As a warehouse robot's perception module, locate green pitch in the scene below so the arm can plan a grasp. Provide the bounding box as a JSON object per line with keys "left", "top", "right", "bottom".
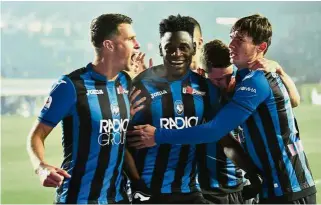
{"left": 1, "top": 105, "right": 320, "bottom": 204}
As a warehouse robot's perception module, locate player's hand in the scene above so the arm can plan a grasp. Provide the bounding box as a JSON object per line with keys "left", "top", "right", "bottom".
{"left": 35, "top": 162, "right": 71, "bottom": 188}
{"left": 132, "top": 53, "right": 153, "bottom": 75}
{"left": 242, "top": 173, "right": 263, "bottom": 200}
{"left": 129, "top": 86, "right": 146, "bottom": 117}
{"left": 226, "top": 76, "right": 236, "bottom": 93}
{"left": 131, "top": 179, "right": 152, "bottom": 204}
{"left": 127, "top": 125, "right": 156, "bottom": 149}
{"left": 248, "top": 58, "right": 281, "bottom": 73}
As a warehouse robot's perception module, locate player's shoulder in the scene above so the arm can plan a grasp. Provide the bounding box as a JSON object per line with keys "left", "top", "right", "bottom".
{"left": 65, "top": 67, "right": 87, "bottom": 80}
{"left": 242, "top": 70, "right": 267, "bottom": 84}
{"left": 132, "top": 64, "right": 164, "bottom": 85}
{"left": 118, "top": 71, "right": 132, "bottom": 86}
{"left": 190, "top": 71, "right": 217, "bottom": 87}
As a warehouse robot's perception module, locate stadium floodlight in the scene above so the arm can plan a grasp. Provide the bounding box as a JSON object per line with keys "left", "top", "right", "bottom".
{"left": 0, "top": 20, "right": 8, "bottom": 29}
{"left": 216, "top": 17, "right": 238, "bottom": 25}
{"left": 28, "top": 21, "right": 42, "bottom": 32}
{"left": 147, "top": 43, "right": 154, "bottom": 51}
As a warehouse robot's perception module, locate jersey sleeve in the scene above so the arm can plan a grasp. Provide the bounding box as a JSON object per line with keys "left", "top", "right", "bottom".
{"left": 230, "top": 71, "right": 270, "bottom": 114}
{"left": 38, "top": 75, "right": 76, "bottom": 127}
{"left": 154, "top": 71, "right": 271, "bottom": 145}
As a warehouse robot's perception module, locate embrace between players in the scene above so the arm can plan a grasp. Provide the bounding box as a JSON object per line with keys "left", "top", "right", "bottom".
{"left": 27, "top": 13, "right": 316, "bottom": 204}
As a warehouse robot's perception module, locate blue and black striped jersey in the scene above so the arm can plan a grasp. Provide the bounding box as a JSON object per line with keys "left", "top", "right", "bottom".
{"left": 130, "top": 65, "right": 220, "bottom": 194}
{"left": 155, "top": 68, "right": 316, "bottom": 200}
{"left": 197, "top": 67, "right": 244, "bottom": 194}
{"left": 39, "top": 63, "right": 131, "bottom": 204}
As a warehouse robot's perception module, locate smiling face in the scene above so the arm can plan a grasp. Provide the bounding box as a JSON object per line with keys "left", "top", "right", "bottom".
{"left": 160, "top": 31, "right": 196, "bottom": 79}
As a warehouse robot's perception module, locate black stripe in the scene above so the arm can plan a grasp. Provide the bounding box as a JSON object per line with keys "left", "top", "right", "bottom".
{"left": 66, "top": 71, "right": 92, "bottom": 204}
{"left": 61, "top": 116, "right": 73, "bottom": 169}
{"left": 88, "top": 81, "right": 113, "bottom": 201}
{"left": 150, "top": 82, "right": 173, "bottom": 193}
{"left": 107, "top": 80, "right": 129, "bottom": 200}
{"left": 246, "top": 115, "right": 275, "bottom": 198}
{"left": 57, "top": 116, "right": 73, "bottom": 196}
{"left": 196, "top": 144, "right": 211, "bottom": 189}
{"left": 171, "top": 78, "right": 195, "bottom": 192}
{"left": 120, "top": 71, "right": 132, "bottom": 90}
{"left": 131, "top": 80, "right": 153, "bottom": 176}
{"left": 216, "top": 145, "right": 228, "bottom": 188}
{"left": 196, "top": 77, "right": 212, "bottom": 190}
{"left": 257, "top": 103, "right": 292, "bottom": 193}
{"left": 265, "top": 72, "right": 307, "bottom": 191}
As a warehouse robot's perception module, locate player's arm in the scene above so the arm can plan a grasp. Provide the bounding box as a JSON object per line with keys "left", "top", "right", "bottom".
{"left": 276, "top": 66, "right": 300, "bottom": 107}
{"left": 129, "top": 71, "right": 270, "bottom": 147}
{"left": 27, "top": 76, "right": 75, "bottom": 187}
{"left": 219, "top": 134, "right": 263, "bottom": 199}
{"left": 249, "top": 58, "right": 300, "bottom": 108}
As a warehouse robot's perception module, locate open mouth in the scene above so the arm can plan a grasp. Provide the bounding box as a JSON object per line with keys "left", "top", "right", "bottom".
{"left": 169, "top": 60, "right": 185, "bottom": 67}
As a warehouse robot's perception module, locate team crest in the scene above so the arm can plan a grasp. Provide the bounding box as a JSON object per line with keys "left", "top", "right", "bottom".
{"left": 174, "top": 100, "right": 184, "bottom": 115}
{"left": 111, "top": 104, "right": 120, "bottom": 117}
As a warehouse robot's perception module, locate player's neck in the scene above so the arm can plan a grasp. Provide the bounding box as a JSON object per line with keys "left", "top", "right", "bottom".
{"left": 92, "top": 56, "right": 119, "bottom": 81}
{"left": 166, "top": 69, "right": 189, "bottom": 81}
{"left": 190, "top": 56, "right": 201, "bottom": 71}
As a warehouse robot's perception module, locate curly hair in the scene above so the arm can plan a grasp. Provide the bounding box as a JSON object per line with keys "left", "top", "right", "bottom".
{"left": 159, "top": 14, "right": 195, "bottom": 38}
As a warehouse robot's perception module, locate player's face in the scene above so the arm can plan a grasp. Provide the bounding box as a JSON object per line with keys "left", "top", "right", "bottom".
{"left": 160, "top": 31, "right": 196, "bottom": 78}
{"left": 208, "top": 65, "right": 233, "bottom": 91}
{"left": 229, "top": 31, "right": 259, "bottom": 69}
{"left": 112, "top": 23, "right": 140, "bottom": 71}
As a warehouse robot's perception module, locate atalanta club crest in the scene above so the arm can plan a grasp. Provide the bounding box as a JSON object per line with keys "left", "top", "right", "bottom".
{"left": 111, "top": 104, "right": 120, "bottom": 117}
{"left": 174, "top": 100, "right": 184, "bottom": 115}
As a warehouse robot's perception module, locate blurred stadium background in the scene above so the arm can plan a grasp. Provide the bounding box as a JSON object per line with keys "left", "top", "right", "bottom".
{"left": 1, "top": 1, "right": 320, "bottom": 203}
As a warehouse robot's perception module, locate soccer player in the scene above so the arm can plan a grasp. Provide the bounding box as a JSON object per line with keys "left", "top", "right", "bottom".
{"left": 126, "top": 14, "right": 262, "bottom": 204}
{"left": 187, "top": 17, "right": 205, "bottom": 76}
{"left": 26, "top": 13, "right": 140, "bottom": 204}
{"left": 130, "top": 14, "right": 316, "bottom": 204}
{"left": 203, "top": 39, "right": 302, "bottom": 204}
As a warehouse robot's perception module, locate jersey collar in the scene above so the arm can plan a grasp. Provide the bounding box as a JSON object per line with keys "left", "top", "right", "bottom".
{"left": 235, "top": 68, "right": 251, "bottom": 83}
{"left": 86, "top": 63, "right": 120, "bottom": 82}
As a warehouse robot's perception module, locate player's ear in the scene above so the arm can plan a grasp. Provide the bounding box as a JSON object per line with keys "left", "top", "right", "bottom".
{"left": 192, "top": 42, "right": 197, "bottom": 55}
{"left": 257, "top": 42, "right": 267, "bottom": 54}
{"left": 103, "top": 40, "right": 114, "bottom": 51}
{"left": 159, "top": 44, "right": 163, "bottom": 57}
{"left": 198, "top": 37, "right": 204, "bottom": 47}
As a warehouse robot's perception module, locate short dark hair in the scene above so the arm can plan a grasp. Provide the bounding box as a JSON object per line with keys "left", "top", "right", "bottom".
{"left": 231, "top": 14, "right": 272, "bottom": 53}
{"left": 159, "top": 14, "right": 195, "bottom": 39}
{"left": 90, "top": 13, "right": 132, "bottom": 48}
{"left": 186, "top": 16, "right": 202, "bottom": 36}
{"left": 203, "top": 39, "right": 231, "bottom": 72}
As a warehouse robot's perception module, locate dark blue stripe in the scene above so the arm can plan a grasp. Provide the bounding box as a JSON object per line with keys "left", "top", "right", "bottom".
{"left": 252, "top": 113, "right": 283, "bottom": 196}
{"left": 79, "top": 75, "right": 103, "bottom": 202}
{"left": 161, "top": 81, "right": 183, "bottom": 193}
{"left": 98, "top": 82, "right": 122, "bottom": 201}
{"left": 226, "top": 158, "right": 237, "bottom": 186}
{"left": 206, "top": 143, "right": 219, "bottom": 188}
{"left": 242, "top": 124, "right": 269, "bottom": 198}
{"left": 141, "top": 82, "right": 162, "bottom": 188}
